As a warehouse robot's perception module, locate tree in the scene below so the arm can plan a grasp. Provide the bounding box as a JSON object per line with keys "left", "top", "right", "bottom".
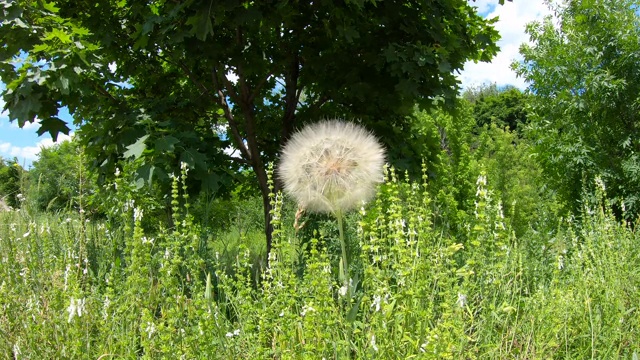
{"left": 515, "top": 0, "right": 640, "bottom": 218}
{"left": 464, "top": 84, "right": 529, "bottom": 131}
{"left": 1, "top": 0, "right": 500, "bottom": 251}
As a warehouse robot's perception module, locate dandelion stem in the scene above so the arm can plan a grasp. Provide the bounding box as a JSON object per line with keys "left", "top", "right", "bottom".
{"left": 335, "top": 209, "right": 349, "bottom": 285}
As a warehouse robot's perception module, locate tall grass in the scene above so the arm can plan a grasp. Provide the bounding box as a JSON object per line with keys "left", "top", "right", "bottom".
{"left": 0, "top": 168, "right": 638, "bottom": 359}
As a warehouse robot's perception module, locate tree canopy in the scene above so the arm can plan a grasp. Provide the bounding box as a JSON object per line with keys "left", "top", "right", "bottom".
{"left": 463, "top": 84, "right": 529, "bottom": 131}
{"left": 515, "top": 0, "right": 640, "bottom": 218}
{"left": 1, "top": 0, "right": 500, "bottom": 249}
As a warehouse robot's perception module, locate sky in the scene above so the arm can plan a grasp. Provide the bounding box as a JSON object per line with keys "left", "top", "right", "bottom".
{"left": 0, "top": 0, "right": 552, "bottom": 169}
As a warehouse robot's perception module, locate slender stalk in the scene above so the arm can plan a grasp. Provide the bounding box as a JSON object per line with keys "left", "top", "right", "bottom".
{"left": 335, "top": 209, "right": 348, "bottom": 285}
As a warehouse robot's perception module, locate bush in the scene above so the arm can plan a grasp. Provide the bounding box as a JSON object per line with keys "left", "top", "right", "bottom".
{"left": 0, "top": 157, "right": 26, "bottom": 208}
{"left": 29, "top": 139, "right": 97, "bottom": 213}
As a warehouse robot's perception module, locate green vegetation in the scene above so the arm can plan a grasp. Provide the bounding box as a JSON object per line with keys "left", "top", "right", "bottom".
{"left": 0, "top": 158, "right": 26, "bottom": 209}
{"left": 1, "top": 0, "right": 639, "bottom": 358}
{"left": 0, "top": 0, "right": 500, "bottom": 250}
{"left": 1, "top": 162, "right": 638, "bottom": 358}
{"left": 516, "top": 0, "right": 640, "bottom": 219}
{"left": 29, "top": 140, "right": 96, "bottom": 213}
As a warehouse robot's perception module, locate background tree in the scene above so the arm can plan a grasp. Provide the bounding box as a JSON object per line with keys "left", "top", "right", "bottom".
{"left": 1, "top": 0, "right": 500, "bottom": 251}
{"left": 466, "top": 84, "right": 529, "bottom": 131}
{"left": 515, "top": 0, "right": 640, "bottom": 219}
{"left": 29, "top": 138, "right": 97, "bottom": 213}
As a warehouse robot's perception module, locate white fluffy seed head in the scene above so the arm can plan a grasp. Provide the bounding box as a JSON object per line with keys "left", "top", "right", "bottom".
{"left": 278, "top": 119, "right": 386, "bottom": 214}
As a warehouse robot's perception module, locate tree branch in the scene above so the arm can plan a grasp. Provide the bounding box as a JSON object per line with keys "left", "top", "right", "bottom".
{"left": 249, "top": 73, "right": 272, "bottom": 104}
{"left": 211, "top": 65, "right": 251, "bottom": 162}
{"left": 281, "top": 53, "right": 301, "bottom": 143}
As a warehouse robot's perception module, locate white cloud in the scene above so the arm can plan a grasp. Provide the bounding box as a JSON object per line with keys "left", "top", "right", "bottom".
{"left": 10, "top": 117, "right": 40, "bottom": 130}
{"left": 469, "top": 0, "right": 497, "bottom": 16}
{"left": 0, "top": 132, "right": 73, "bottom": 166}
{"left": 458, "top": 1, "right": 553, "bottom": 90}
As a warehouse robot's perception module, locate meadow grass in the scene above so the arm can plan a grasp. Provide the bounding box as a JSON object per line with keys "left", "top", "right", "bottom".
{"left": 0, "top": 170, "right": 638, "bottom": 359}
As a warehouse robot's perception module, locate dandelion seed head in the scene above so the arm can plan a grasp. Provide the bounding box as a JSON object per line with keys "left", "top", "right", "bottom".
{"left": 278, "top": 120, "right": 385, "bottom": 213}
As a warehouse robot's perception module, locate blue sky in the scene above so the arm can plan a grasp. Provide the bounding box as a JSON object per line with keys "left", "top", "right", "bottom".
{"left": 0, "top": 0, "right": 552, "bottom": 169}
{"left": 0, "top": 81, "right": 75, "bottom": 168}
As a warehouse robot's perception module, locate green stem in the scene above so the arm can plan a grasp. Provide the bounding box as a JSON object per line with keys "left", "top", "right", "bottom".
{"left": 336, "top": 209, "right": 348, "bottom": 284}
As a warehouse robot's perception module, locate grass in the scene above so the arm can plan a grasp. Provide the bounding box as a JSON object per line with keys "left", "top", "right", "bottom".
{"left": 0, "top": 171, "right": 638, "bottom": 359}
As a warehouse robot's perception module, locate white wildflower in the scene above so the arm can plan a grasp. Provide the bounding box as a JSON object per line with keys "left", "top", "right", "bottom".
{"left": 476, "top": 174, "right": 487, "bottom": 186}
{"left": 595, "top": 176, "right": 606, "bottom": 192}
{"left": 370, "top": 334, "right": 379, "bottom": 352}
{"left": 371, "top": 294, "right": 382, "bottom": 312}
{"left": 103, "top": 296, "right": 111, "bottom": 320}
{"left": 13, "top": 341, "right": 21, "bottom": 358}
{"left": 133, "top": 207, "right": 144, "bottom": 222}
{"left": 124, "top": 199, "right": 134, "bottom": 212}
{"left": 338, "top": 284, "right": 348, "bottom": 297}
{"left": 145, "top": 322, "right": 157, "bottom": 339}
{"left": 67, "top": 297, "right": 86, "bottom": 322}
{"left": 457, "top": 293, "right": 467, "bottom": 308}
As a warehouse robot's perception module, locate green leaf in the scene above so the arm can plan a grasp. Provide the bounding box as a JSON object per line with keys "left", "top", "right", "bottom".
{"left": 180, "top": 148, "right": 207, "bottom": 170}
{"left": 134, "top": 163, "right": 162, "bottom": 189}
{"left": 346, "top": 295, "right": 362, "bottom": 323}
{"left": 186, "top": 13, "right": 213, "bottom": 41}
{"left": 37, "top": 117, "right": 70, "bottom": 141}
{"left": 43, "top": 28, "right": 72, "bottom": 43}
{"left": 42, "top": 2, "right": 60, "bottom": 13}
{"left": 438, "top": 61, "right": 451, "bottom": 73}
{"left": 155, "top": 135, "right": 180, "bottom": 152}
{"left": 201, "top": 172, "right": 221, "bottom": 194}
{"left": 56, "top": 76, "right": 70, "bottom": 94}
{"left": 123, "top": 135, "right": 149, "bottom": 159}
{"left": 9, "top": 93, "right": 42, "bottom": 123}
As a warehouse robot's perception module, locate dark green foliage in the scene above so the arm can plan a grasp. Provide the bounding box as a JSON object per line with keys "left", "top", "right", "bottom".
{"left": 515, "top": 0, "right": 640, "bottom": 219}
{"left": 473, "top": 86, "right": 528, "bottom": 131}
{"left": 0, "top": 158, "right": 26, "bottom": 208}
